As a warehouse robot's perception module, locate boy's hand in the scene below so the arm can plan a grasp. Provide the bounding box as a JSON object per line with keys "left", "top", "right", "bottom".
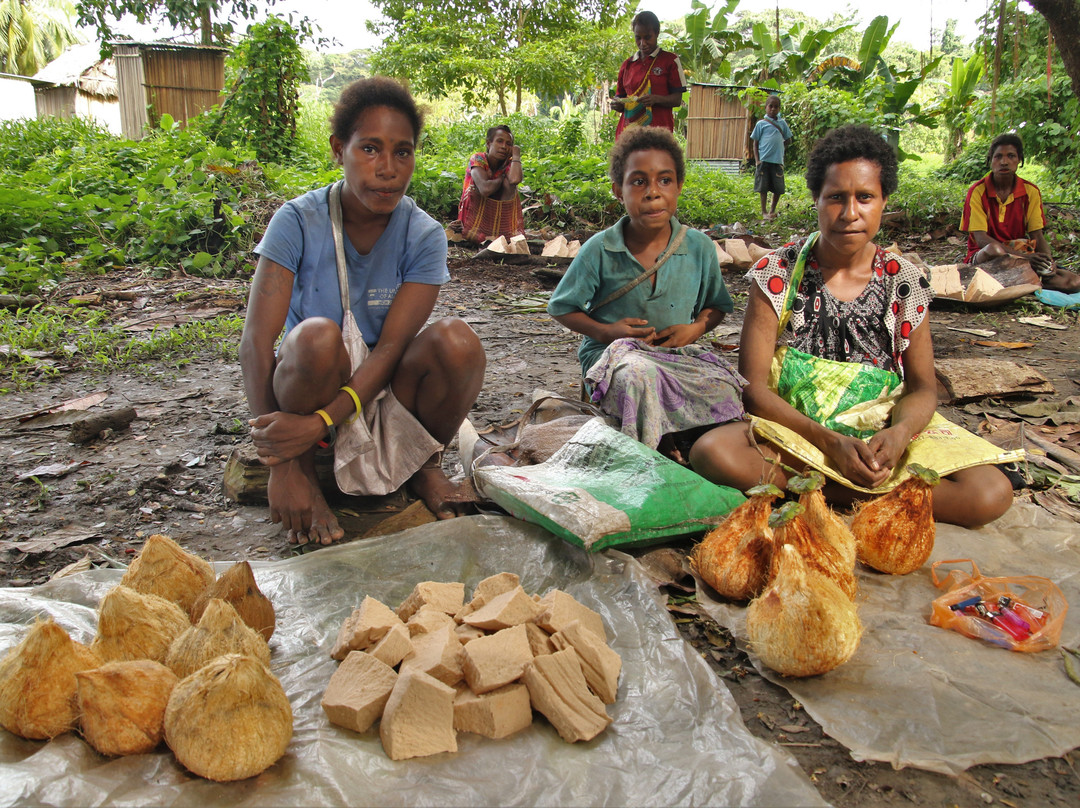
{"left": 603, "top": 317, "right": 654, "bottom": 343}
{"left": 510, "top": 145, "right": 521, "bottom": 160}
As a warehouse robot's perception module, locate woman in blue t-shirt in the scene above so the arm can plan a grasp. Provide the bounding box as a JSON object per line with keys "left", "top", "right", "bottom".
{"left": 240, "top": 77, "right": 486, "bottom": 546}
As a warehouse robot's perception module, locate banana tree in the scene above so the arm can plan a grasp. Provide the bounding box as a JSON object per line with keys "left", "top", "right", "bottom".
{"left": 735, "top": 19, "right": 853, "bottom": 86}
{"left": 668, "top": 0, "right": 746, "bottom": 83}
{"left": 931, "top": 52, "right": 985, "bottom": 162}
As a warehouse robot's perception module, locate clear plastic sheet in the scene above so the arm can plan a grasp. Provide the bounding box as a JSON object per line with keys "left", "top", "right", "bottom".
{"left": 0, "top": 515, "right": 824, "bottom": 808}
{"left": 696, "top": 501, "right": 1080, "bottom": 775}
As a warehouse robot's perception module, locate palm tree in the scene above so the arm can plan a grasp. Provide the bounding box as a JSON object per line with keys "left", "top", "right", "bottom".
{"left": 1, "top": 0, "right": 79, "bottom": 76}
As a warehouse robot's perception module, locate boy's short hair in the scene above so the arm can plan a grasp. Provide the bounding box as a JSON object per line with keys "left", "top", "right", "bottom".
{"left": 987, "top": 133, "right": 1025, "bottom": 167}
{"left": 609, "top": 127, "right": 686, "bottom": 185}
{"left": 330, "top": 77, "right": 423, "bottom": 145}
{"left": 805, "top": 124, "right": 898, "bottom": 198}
{"left": 632, "top": 11, "right": 660, "bottom": 33}
{"left": 486, "top": 125, "right": 513, "bottom": 146}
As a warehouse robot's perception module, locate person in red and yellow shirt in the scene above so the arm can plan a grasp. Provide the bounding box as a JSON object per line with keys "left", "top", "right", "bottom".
{"left": 961, "top": 133, "right": 1080, "bottom": 291}
{"left": 611, "top": 11, "right": 687, "bottom": 139}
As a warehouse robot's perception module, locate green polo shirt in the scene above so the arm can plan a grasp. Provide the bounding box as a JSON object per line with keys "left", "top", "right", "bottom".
{"left": 547, "top": 216, "right": 733, "bottom": 375}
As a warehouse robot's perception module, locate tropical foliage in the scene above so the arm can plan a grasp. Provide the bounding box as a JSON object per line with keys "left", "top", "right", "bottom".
{"left": 1, "top": 0, "right": 77, "bottom": 75}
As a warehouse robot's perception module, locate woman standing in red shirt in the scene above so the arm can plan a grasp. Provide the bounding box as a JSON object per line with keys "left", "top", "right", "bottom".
{"left": 611, "top": 11, "right": 688, "bottom": 139}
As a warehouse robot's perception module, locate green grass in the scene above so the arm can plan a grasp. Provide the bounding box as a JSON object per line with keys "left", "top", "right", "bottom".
{"left": 0, "top": 307, "right": 242, "bottom": 391}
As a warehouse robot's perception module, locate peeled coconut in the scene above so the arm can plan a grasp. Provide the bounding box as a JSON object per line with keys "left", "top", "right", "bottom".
{"left": 120, "top": 534, "right": 215, "bottom": 613}
{"left": 76, "top": 660, "right": 177, "bottom": 756}
{"left": 91, "top": 585, "right": 191, "bottom": 664}
{"left": 783, "top": 476, "right": 858, "bottom": 601}
{"left": 166, "top": 599, "right": 271, "bottom": 679}
{"left": 851, "top": 464, "right": 940, "bottom": 575}
{"left": 164, "top": 654, "right": 293, "bottom": 782}
{"left": 690, "top": 484, "right": 780, "bottom": 601}
{"left": 189, "top": 561, "right": 275, "bottom": 641}
{"left": 747, "top": 544, "right": 862, "bottom": 677}
{"left": 0, "top": 617, "right": 100, "bottom": 739}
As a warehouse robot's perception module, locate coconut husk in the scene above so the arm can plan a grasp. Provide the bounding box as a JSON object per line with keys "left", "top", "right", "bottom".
{"left": 689, "top": 485, "right": 779, "bottom": 601}
{"left": 851, "top": 464, "right": 939, "bottom": 575}
{"left": 91, "top": 585, "right": 191, "bottom": 664}
{"left": 166, "top": 599, "right": 271, "bottom": 679}
{"left": 0, "top": 618, "right": 100, "bottom": 739}
{"left": 76, "top": 660, "right": 177, "bottom": 756}
{"left": 747, "top": 544, "right": 862, "bottom": 677}
{"left": 164, "top": 654, "right": 293, "bottom": 782}
{"left": 775, "top": 488, "right": 857, "bottom": 602}
{"left": 189, "top": 561, "right": 275, "bottom": 641}
{"left": 120, "top": 534, "right": 215, "bottom": 613}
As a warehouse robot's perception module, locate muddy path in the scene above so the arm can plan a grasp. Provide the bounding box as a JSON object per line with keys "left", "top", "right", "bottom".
{"left": 0, "top": 237, "right": 1078, "bottom": 806}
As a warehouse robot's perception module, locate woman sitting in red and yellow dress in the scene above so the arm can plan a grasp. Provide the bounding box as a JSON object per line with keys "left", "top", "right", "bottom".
{"left": 454, "top": 124, "right": 524, "bottom": 243}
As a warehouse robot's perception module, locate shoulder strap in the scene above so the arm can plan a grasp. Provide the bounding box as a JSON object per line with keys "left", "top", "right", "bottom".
{"left": 328, "top": 181, "right": 351, "bottom": 314}
{"left": 776, "top": 232, "right": 819, "bottom": 338}
{"left": 629, "top": 54, "right": 659, "bottom": 97}
{"left": 763, "top": 116, "right": 785, "bottom": 136}
{"left": 592, "top": 224, "right": 689, "bottom": 314}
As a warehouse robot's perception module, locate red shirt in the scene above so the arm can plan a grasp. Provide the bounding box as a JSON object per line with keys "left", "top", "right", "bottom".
{"left": 961, "top": 172, "right": 1045, "bottom": 262}
{"left": 615, "top": 48, "right": 687, "bottom": 138}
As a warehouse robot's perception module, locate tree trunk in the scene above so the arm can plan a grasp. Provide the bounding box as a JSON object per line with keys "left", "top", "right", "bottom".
{"left": 1028, "top": 0, "right": 1080, "bottom": 98}
{"left": 991, "top": 0, "right": 1006, "bottom": 131}
{"left": 515, "top": 76, "right": 522, "bottom": 113}
{"left": 200, "top": 6, "right": 212, "bottom": 45}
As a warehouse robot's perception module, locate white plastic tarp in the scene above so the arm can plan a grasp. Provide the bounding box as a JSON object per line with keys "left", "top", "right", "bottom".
{"left": 696, "top": 501, "right": 1080, "bottom": 775}
{"left": 0, "top": 515, "right": 825, "bottom": 807}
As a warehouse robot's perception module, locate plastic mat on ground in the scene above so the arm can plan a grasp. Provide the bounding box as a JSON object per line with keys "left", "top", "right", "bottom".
{"left": 0, "top": 516, "right": 824, "bottom": 808}
{"left": 695, "top": 501, "right": 1080, "bottom": 775}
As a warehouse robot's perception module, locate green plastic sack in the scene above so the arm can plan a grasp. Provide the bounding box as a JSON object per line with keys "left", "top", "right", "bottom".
{"left": 473, "top": 418, "right": 745, "bottom": 551}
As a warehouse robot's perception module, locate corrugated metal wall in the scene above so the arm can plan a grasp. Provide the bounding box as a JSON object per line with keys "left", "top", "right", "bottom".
{"left": 686, "top": 84, "right": 752, "bottom": 162}
{"left": 113, "top": 44, "right": 224, "bottom": 140}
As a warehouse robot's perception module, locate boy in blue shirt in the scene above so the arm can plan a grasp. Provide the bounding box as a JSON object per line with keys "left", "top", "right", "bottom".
{"left": 750, "top": 94, "right": 793, "bottom": 220}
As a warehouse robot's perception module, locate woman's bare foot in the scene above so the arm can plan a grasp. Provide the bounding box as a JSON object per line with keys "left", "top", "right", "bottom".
{"left": 408, "top": 464, "right": 472, "bottom": 520}
{"left": 286, "top": 475, "right": 345, "bottom": 546}
{"left": 1043, "top": 267, "right": 1080, "bottom": 293}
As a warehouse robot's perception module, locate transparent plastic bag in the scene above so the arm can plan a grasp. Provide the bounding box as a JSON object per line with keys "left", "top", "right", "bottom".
{"left": 929, "top": 559, "right": 1068, "bottom": 652}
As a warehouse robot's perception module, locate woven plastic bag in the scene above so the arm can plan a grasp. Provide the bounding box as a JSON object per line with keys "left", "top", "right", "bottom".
{"left": 928, "top": 558, "right": 1068, "bottom": 652}
{"left": 473, "top": 418, "right": 744, "bottom": 552}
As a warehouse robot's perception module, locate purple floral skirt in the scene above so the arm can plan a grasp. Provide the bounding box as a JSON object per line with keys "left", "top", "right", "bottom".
{"left": 585, "top": 338, "right": 746, "bottom": 449}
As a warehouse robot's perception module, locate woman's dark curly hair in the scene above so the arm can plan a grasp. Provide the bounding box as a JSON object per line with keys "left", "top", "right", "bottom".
{"left": 987, "top": 133, "right": 1025, "bottom": 167}
{"left": 608, "top": 126, "right": 685, "bottom": 185}
{"left": 486, "top": 124, "right": 512, "bottom": 146}
{"left": 805, "top": 124, "right": 898, "bottom": 199}
{"left": 330, "top": 77, "right": 423, "bottom": 144}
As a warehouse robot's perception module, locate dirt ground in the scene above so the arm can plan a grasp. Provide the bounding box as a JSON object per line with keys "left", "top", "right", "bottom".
{"left": 1, "top": 223, "right": 1078, "bottom": 806}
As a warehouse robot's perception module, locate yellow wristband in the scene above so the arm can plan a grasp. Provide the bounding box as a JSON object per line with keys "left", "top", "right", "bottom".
{"left": 314, "top": 408, "right": 336, "bottom": 449}
{"left": 339, "top": 385, "right": 362, "bottom": 422}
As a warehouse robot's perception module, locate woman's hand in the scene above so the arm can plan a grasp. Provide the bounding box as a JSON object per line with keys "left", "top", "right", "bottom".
{"left": 651, "top": 322, "right": 704, "bottom": 348}
{"left": 510, "top": 145, "right": 521, "bottom": 161}
{"left": 866, "top": 425, "right": 909, "bottom": 474}
{"left": 611, "top": 98, "right": 626, "bottom": 112}
{"left": 249, "top": 411, "right": 326, "bottom": 465}
{"left": 824, "top": 431, "right": 890, "bottom": 489}
{"left": 636, "top": 93, "right": 659, "bottom": 107}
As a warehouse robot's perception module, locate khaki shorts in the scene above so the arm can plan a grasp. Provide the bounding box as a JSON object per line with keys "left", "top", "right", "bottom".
{"left": 333, "top": 386, "right": 442, "bottom": 496}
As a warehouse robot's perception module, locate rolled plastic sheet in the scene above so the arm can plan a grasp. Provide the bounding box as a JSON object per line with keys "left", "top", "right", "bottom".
{"left": 697, "top": 501, "right": 1080, "bottom": 775}
{"left": 0, "top": 515, "right": 824, "bottom": 807}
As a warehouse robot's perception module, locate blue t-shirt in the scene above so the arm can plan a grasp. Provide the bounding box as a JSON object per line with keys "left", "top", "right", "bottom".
{"left": 547, "top": 216, "right": 733, "bottom": 375}
{"left": 750, "top": 116, "right": 793, "bottom": 165}
{"left": 254, "top": 185, "right": 450, "bottom": 348}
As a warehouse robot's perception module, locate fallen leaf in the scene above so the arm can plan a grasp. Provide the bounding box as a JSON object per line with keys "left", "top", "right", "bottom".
{"left": 16, "top": 461, "right": 87, "bottom": 481}
{"left": 14, "top": 391, "right": 109, "bottom": 423}
{"left": 4, "top": 528, "right": 102, "bottom": 554}
{"left": 779, "top": 724, "right": 810, "bottom": 734}
{"left": 1018, "top": 315, "right": 1069, "bottom": 330}
{"left": 948, "top": 326, "right": 997, "bottom": 337}
{"left": 973, "top": 341, "right": 1033, "bottom": 349}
